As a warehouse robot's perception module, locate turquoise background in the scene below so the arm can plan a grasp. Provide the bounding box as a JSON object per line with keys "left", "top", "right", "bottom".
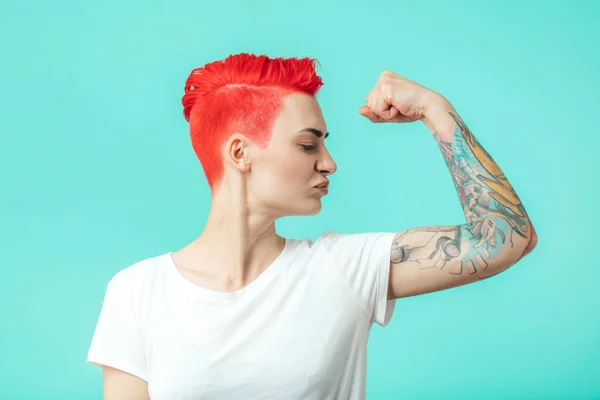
{"left": 1, "top": 0, "right": 599, "bottom": 398}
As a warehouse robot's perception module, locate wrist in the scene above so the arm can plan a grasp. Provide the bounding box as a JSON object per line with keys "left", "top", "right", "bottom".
{"left": 421, "top": 92, "right": 457, "bottom": 139}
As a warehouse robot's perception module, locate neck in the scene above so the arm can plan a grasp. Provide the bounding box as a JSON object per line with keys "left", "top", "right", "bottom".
{"left": 183, "top": 173, "right": 284, "bottom": 289}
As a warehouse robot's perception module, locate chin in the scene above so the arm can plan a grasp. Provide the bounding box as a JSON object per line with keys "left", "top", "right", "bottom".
{"left": 281, "top": 200, "right": 322, "bottom": 217}
{"left": 304, "top": 208, "right": 321, "bottom": 216}
{"left": 271, "top": 194, "right": 323, "bottom": 217}
{"left": 305, "top": 199, "right": 323, "bottom": 216}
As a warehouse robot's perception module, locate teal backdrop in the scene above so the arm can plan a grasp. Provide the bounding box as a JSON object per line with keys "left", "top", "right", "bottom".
{"left": 1, "top": 0, "right": 599, "bottom": 398}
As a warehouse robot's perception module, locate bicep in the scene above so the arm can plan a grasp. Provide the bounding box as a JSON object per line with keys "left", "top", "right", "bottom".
{"left": 387, "top": 224, "right": 523, "bottom": 299}
{"left": 102, "top": 366, "right": 149, "bottom": 400}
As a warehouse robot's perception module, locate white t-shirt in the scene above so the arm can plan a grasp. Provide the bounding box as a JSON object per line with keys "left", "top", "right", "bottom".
{"left": 87, "top": 231, "right": 397, "bottom": 400}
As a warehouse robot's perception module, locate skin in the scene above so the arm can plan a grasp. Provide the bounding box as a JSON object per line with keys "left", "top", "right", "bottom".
{"left": 103, "top": 71, "right": 537, "bottom": 398}
{"left": 170, "top": 92, "right": 336, "bottom": 292}
{"left": 103, "top": 93, "right": 336, "bottom": 399}
{"left": 359, "top": 71, "right": 537, "bottom": 298}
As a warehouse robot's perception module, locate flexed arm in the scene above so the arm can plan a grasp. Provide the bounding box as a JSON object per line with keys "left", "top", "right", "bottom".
{"left": 359, "top": 71, "right": 537, "bottom": 298}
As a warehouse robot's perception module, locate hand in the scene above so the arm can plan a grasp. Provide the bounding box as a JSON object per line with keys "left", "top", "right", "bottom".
{"left": 359, "top": 71, "right": 454, "bottom": 134}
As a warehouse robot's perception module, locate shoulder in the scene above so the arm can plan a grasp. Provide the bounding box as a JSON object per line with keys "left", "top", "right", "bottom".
{"left": 103, "top": 253, "right": 167, "bottom": 300}
{"left": 292, "top": 230, "right": 396, "bottom": 271}
{"left": 311, "top": 230, "right": 397, "bottom": 253}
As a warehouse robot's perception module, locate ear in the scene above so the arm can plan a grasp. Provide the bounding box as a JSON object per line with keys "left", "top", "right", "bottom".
{"left": 225, "top": 133, "right": 251, "bottom": 173}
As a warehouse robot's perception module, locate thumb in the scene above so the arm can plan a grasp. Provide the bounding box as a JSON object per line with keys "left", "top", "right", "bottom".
{"left": 388, "top": 106, "right": 400, "bottom": 119}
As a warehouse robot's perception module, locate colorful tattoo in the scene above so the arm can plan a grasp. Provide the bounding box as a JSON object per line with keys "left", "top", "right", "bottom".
{"left": 390, "top": 112, "right": 532, "bottom": 277}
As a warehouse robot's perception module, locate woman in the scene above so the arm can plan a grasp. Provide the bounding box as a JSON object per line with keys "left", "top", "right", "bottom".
{"left": 87, "top": 53, "right": 537, "bottom": 399}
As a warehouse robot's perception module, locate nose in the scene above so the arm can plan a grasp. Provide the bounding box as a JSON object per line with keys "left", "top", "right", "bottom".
{"left": 316, "top": 149, "right": 337, "bottom": 176}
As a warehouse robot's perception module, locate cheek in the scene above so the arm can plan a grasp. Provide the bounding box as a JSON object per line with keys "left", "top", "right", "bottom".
{"left": 255, "top": 153, "right": 312, "bottom": 192}
{"left": 279, "top": 153, "right": 315, "bottom": 183}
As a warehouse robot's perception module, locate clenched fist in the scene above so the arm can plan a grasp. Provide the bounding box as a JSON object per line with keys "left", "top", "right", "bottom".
{"left": 359, "top": 70, "right": 456, "bottom": 136}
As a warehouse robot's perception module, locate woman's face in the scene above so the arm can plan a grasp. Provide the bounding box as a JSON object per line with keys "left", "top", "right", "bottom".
{"left": 246, "top": 92, "right": 337, "bottom": 217}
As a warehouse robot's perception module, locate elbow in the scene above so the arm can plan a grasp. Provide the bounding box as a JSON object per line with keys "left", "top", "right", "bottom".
{"left": 514, "top": 223, "right": 538, "bottom": 262}
{"left": 523, "top": 223, "right": 538, "bottom": 256}
{"left": 530, "top": 224, "right": 538, "bottom": 248}
{"left": 480, "top": 224, "right": 537, "bottom": 279}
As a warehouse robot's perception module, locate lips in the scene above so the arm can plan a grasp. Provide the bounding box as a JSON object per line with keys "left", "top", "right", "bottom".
{"left": 314, "top": 182, "right": 329, "bottom": 188}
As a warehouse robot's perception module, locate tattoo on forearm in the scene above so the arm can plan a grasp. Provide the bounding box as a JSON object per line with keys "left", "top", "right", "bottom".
{"left": 447, "top": 112, "right": 530, "bottom": 242}
{"left": 391, "top": 112, "right": 531, "bottom": 278}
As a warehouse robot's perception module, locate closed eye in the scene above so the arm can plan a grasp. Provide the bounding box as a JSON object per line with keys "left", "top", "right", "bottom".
{"left": 301, "top": 145, "right": 317, "bottom": 152}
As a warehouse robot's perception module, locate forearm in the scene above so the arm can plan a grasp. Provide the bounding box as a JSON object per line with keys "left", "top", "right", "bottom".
{"left": 426, "top": 97, "right": 536, "bottom": 262}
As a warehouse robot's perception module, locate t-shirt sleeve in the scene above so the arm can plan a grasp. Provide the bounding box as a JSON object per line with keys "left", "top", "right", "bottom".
{"left": 316, "top": 231, "right": 397, "bottom": 327}
{"left": 87, "top": 268, "right": 147, "bottom": 381}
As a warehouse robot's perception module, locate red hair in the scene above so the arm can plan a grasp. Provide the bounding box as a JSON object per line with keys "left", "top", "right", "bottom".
{"left": 181, "top": 53, "right": 324, "bottom": 192}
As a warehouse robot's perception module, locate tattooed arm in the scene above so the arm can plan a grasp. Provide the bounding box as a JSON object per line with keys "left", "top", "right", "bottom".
{"left": 387, "top": 99, "right": 537, "bottom": 299}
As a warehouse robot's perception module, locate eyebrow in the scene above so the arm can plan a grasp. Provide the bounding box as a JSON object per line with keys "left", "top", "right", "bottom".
{"left": 299, "top": 128, "right": 329, "bottom": 139}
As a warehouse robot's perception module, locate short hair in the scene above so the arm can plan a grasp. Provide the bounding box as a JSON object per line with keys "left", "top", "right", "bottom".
{"left": 181, "top": 53, "right": 324, "bottom": 192}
